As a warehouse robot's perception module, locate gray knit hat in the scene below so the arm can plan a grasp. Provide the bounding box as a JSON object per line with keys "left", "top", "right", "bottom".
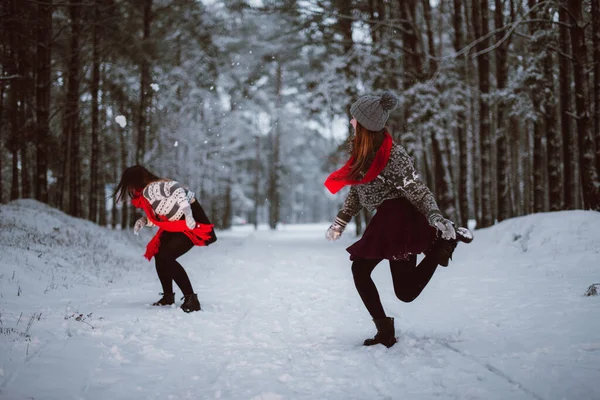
{"left": 350, "top": 91, "right": 398, "bottom": 131}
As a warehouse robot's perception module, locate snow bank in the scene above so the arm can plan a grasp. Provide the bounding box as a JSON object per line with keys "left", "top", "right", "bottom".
{"left": 0, "top": 199, "right": 147, "bottom": 297}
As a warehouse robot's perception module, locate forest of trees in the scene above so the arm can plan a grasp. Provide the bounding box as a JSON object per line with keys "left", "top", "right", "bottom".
{"left": 0, "top": 0, "right": 599, "bottom": 232}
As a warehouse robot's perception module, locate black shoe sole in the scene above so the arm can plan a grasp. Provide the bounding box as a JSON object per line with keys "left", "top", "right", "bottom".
{"left": 181, "top": 306, "right": 201, "bottom": 313}
{"left": 363, "top": 338, "right": 397, "bottom": 348}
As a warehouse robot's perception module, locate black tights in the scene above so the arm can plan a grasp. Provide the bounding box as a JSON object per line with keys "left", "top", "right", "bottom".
{"left": 153, "top": 201, "right": 215, "bottom": 296}
{"left": 351, "top": 254, "right": 439, "bottom": 319}
{"left": 155, "top": 231, "right": 195, "bottom": 296}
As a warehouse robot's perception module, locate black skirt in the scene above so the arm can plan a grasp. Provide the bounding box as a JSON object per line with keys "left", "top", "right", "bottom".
{"left": 346, "top": 197, "right": 437, "bottom": 261}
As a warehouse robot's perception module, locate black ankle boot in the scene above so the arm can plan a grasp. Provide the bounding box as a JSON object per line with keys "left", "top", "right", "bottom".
{"left": 429, "top": 226, "right": 474, "bottom": 267}
{"left": 152, "top": 292, "right": 175, "bottom": 306}
{"left": 430, "top": 237, "right": 458, "bottom": 267}
{"left": 364, "top": 317, "right": 397, "bottom": 348}
{"left": 181, "top": 294, "right": 201, "bottom": 313}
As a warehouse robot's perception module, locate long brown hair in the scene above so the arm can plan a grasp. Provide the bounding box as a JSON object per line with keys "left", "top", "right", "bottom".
{"left": 347, "top": 122, "right": 386, "bottom": 180}
{"left": 112, "top": 165, "right": 161, "bottom": 203}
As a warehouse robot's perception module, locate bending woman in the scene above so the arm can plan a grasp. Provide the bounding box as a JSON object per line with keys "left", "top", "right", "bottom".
{"left": 114, "top": 165, "right": 217, "bottom": 313}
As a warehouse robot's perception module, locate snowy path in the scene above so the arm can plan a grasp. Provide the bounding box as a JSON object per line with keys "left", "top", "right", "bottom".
{"left": 1, "top": 206, "right": 600, "bottom": 400}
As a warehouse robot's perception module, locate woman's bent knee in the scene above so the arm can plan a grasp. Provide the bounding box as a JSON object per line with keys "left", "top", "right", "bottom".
{"left": 394, "top": 288, "right": 418, "bottom": 303}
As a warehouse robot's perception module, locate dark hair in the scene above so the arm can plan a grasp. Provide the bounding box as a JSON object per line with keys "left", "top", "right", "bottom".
{"left": 112, "top": 165, "right": 161, "bottom": 203}
{"left": 347, "top": 121, "right": 386, "bottom": 180}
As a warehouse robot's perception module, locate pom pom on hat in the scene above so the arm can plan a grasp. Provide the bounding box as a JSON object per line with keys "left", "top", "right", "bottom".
{"left": 380, "top": 91, "right": 398, "bottom": 111}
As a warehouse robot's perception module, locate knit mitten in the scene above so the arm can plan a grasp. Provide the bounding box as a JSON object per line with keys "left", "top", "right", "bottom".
{"left": 182, "top": 206, "right": 196, "bottom": 230}
{"left": 326, "top": 217, "right": 347, "bottom": 241}
{"left": 429, "top": 214, "right": 456, "bottom": 241}
{"left": 133, "top": 216, "right": 147, "bottom": 235}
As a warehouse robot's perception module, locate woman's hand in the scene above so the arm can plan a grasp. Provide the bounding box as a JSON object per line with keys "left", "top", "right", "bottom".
{"left": 326, "top": 223, "right": 344, "bottom": 241}
{"left": 134, "top": 216, "right": 147, "bottom": 235}
{"left": 432, "top": 217, "right": 456, "bottom": 241}
{"left": 182, "top": 206, "right": 196, "bottom": 230}
{"left": 326, "top": 217, "right": 348, "bottom": 241}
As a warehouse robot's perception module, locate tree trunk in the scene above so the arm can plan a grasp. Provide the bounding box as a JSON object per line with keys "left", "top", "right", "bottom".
{"left": 464, "top": 0, "right": 479, "bottom": 223}
{"left": 253, "top": 135, "right": 261, "bottom": 230}
{"left": 11, "top": 150, "right": 19, "bottom": 200}
{"left": 473, "top": 0, "right": 493, "bottom": 226}
{"left": 368, "top": 0, "right": 380, "bottom": 43}
{"left": 67, "top": 4, "right": 82, "bottom": 217}
{"left": 98, "top": 85, "right": 108, "bottom": 227}
{"left": 423, "top": 0, "right": 456, "bottom": 221}
{"left": 8, "top": 0, "right": 19, "bottom": 200}
{"left": 527, "top": 0, "right": 546, "bottom": 213}
{"left": 422, "top": 0, "right": 438, "bottom": 77}
{"left": 452, "top": 0, "right": 469, "bottom": 226}
{"left": 11, "top": 0, "right": 31, "bottom": 200}
{"left": 268, "top": 61, "right": 282, "bottom": 230}
{"left": 222, "top": 182, "right": 232, "bottom": 229}
{"left": 399, "top": 0, "right": 424, "bottom": 86}
{"left": 89, "top": 0, "right": 101, "bottom": 222}
{"left": 559, "top": 4, "right": 575, "bottom": 209}
{"left": 136, "top": 0, "right": 153, "bottom": 164}
{"left": 120, "top": 125, "right": 128, "bottom": 229}
{"left": 432, "top": 131, "right": 457, "bottom": 220}
{"left": 111, "top": 152, "right": 118, "bottom": 229}
{"left": 494, "top": 0, "right": 510, "bottom": 221}
{"left": 35, "top": 0, "right": 51, "bottom": 203}
{"left": 568, "top": 0, "right": 600, "bottom": 209}
{"left": 0, "top": 81, "right": 4, "bottom": 203}
{"left": 20, "top": 140, "right": 30, "bottom": 198}
{"left": 544, "top": 50, "right": 560, "bottom": 211}
{"left": 593, "top": 0, "right": 600, "bottom": 176}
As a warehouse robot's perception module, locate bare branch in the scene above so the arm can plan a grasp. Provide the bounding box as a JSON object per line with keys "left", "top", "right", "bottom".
{"left": 548, "top": 45, "right": 576, "bottom": 62}
{"left": 444, "top": 0, "right": 554, "bottom": 60}
{"left": 469, "top": 4, "right": 556, "bottom": 59}
{"left": 0, "top": 75, "right": 22, "bottom": 81}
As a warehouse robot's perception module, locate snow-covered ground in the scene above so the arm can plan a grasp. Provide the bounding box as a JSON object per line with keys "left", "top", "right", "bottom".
{"left": 0, "top": 199, "right": 599, "bottom": 400}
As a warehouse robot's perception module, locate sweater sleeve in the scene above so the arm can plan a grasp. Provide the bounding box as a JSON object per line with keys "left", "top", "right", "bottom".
{"left": 387, "top": 146, "right": 443, "bottom": 225}
{"left": 165, "top": 181, "right": 192, "bottom": 210}
{"left": 336, "top": 186, "right": 362, "bottom": 224}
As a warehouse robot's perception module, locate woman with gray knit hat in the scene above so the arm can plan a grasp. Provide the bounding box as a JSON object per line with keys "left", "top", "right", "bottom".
{"left": 324, "top": 91, "right": 473, "bottom": 348}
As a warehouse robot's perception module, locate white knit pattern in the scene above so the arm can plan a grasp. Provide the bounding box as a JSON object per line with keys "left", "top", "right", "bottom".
{"left": 143, "top": 181, "right": 195, "bottom": 222}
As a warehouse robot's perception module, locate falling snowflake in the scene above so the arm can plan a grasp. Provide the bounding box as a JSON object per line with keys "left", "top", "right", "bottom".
{"left": 115, "top": 115, "right": 127, "bottom": 128}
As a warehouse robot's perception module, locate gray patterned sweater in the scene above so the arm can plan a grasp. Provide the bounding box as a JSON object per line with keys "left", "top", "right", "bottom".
{"left": 142, "top": 180, "right": 195, "bottom": 223}
{"left": 336, "top": 144, "right": 443, "bottom": 226}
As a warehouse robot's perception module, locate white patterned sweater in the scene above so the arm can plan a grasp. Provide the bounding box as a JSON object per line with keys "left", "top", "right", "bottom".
{"left": 336, "top": 144, "right": 443, "bottom": 226}
{"left": 142, "top": 180, "right": 195, "bottom": 223}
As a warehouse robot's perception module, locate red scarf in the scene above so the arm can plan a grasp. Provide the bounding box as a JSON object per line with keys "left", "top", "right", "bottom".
{"left": 131, "top": 192, "right": 214, "bottom": 261}
{"left": 324, "top": 132, "right": 393, "bottom": 194}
